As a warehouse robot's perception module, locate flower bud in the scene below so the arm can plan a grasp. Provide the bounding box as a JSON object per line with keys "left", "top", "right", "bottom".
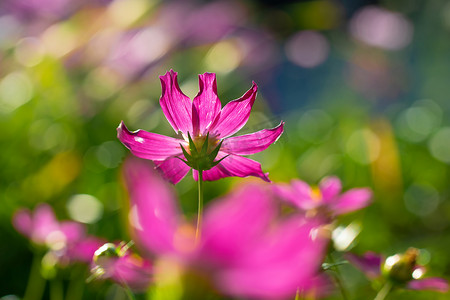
{"left": 93, "top": 243, "right": 120, "bottom": 269}
{"left": 383, "top": 248, "right": 419, "bottom": 283}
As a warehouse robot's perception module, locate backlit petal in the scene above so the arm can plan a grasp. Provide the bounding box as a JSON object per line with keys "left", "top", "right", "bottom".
{"left": 193, "top": 152, "right": 270, "bottom": 182}
{"left": 199, "top": 184, "right": 276, "bottom": 266}
{"left": 117, "top": 121, "right": 185, "bottom": 161}
{"left": 221, "top": 122, "right": 284, "bottom": 155}
{"left": 407, "top": 278, "right": 449, "bottom": 292}
{"left": 12, "top": 209, "right": 32, "bottom": 238}
{"left": 154, "top": 156, "right": 191, "bottom": 184}
{"left": 159, "top": 70, "right": 193, "bottom": 135}
{"left": 345, "top": 252, "right": 382, "bottom": 279}
{"left": 192, "top": 73, "right": 222, "bottom": 135}
{"left": 209, "top": 82, "right": 257, "bottom": 138}
{"left": 217, "top": 217, "right": 327, "bottom": 299}
{"left": 273, "top": 180, "right": 316, "bottom": 211}
{"left": 124, "top": 158, "right": 181, "bottom": 255}
{"left": 332, "top": 188, "right": 372, "bottom": 215}
{"left": 319, "top": 176, "right": 342, "bottom": 203}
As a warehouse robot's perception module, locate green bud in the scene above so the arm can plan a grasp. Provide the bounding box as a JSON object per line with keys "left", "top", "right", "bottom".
{"left": 93, "top": 243, "right": 119, "bottom": 268}
{"left": 383, "top": 248, "right": 419, "bottom": 283}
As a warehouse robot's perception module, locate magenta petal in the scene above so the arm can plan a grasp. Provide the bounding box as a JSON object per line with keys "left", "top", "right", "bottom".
{"left": 159, "top": 70, "right": 193, "bottom": 135}
{"left": 12, "top": 209, "right": 32, "bottom": 237}
{"left": 209, "top": 82, "right": 257, "bottom": 138}
{"left": 332, "top": 188, "right": 372, "bottom": 215}
{"left": 154, "top": 156, "right": 191, "bottom": 184}
{"left": 221, "top": 122, "right": 284, "bottom": 155}
{"left": 111, "top": 254, "right": 153, "bottom": 292}
{"left": 200, "top": 184, "right": 276, "bottom": 266}
{"left": 59, "top": 221, "right": 86, "bottom": 244}
{"left": 194, "top": 152, "right": 270, "bottom": 182}
{"left": 192, "top": 73, "right": 222, "bottom": 135}
{"left": 319, "top": 176, "right": 342, "bottom": 203}
{"left": 193, "top": 166, "right": 230, "bottom": 182}
{"left": 117, "top": 121, "right": 185, "bottom": 161}
{"left": 273, "top": 180, "right": 315, "bottom": 211}
{"left": 217, "top": 218, "right": 327, "bottom": 299}
{"left": 408, "top": 278, "right": 449, "bottom": 292}
{"left": 124, "top": 158, "right": 181, "bottom": 255}
{"left": 345, "top": 252, "right": 382, "bottom": 279}
{"left": 32, "top": 204, "right": 59, "bottom": 244}
{"left": 68, "top": 236, "right": 104, "bottom": 263}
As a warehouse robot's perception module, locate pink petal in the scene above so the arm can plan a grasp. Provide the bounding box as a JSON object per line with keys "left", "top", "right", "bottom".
{"left": 67, "top": 236, "right": 105, "bottom": 264}
{"left": 345, "top": 252, "right": 382, "bottom": 279}
{"left": 123, "top": 158, "right": 181, "bottom": 255}
{"left": 192, "top": 73, "right": 222, "bottom": 136}
{"left": 332, "top": 188, "right": 372, "bottom": 215}
{"left": 159, "top": 70, "right": 193, "bottom": 135}
{"left": 217, "top": 217, "right": 327, "bottom": 299}
{"left": 59, "top": 221, "right": 86, "bottom": 244}
{"left": 319, "top": 176, "right": 342, "bottom": 203}
{"left": 199, "top": 184, "right": 276, "bottom": 266}
{"left": 32, "top": 204, "right": 59, "bottom": 244}
{"left": 117, "top": 121, "right": 185, "bottom": 161}
{"left": 154, "top": 156, "right": 191, "bottom": 184}
{"left": 407, "top": 278, "right": 449, "bottom": 292}
{"left": 272, "top": 180, "right": 316, "bottom": 211}
{"left": 111, "top": 254, "right": 153, "bottom": 292}
{"left": 221, "top": 122, "right": 284, "bottom": 155}
{"left": 12, "top": 209, "right": 32, "bottom": 237}
{"left": 291, "top": 180, "right": 318, "bottom": 210}
{"left": 208, "top": 82, "right": 257, "bottom": 138}
{"left": 193, "top": 152, "right": 270, "bottom": 182}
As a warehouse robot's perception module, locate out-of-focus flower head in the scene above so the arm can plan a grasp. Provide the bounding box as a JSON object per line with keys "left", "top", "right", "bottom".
{"left": 90, "top": 242, "right": 152, "bottom": 292}
{"left": 123, "top": 157, "right": 328, "bottom": 299}
{"left": 12, "top": 203, "right": 104, "bottom": 265}
{"left": 346, "top": 249, "right": 449, "bottom": 293}
{"left": 273, "top": 176, "right": 372, "bottom": 221}
{"left": 118, "top": 70, "right": 284, "bottom": 184}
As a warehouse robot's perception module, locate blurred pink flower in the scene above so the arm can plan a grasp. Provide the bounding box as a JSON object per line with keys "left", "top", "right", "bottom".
{"left": 123, "top": 157, "right": 327, "bottom": 299}
{"left": 273, "top": 176, "right": 372, "bottom": 219}
{"left": 118, "top": 70, "right": 284, "bottom": 184}
{"left": 13, "top": 203, "right": 103, "bottom": 265}
{"left": 346, "top": 250, "right": 449, "bottom": 293}
{"left": 91, "top": 243, "right": 153, "bottom": 292}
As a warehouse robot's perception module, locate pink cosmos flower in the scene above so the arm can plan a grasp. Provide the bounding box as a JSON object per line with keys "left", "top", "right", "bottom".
{"left": 123, "top": 157, "right": 327, "bottom": 299}
{"left": 13, "top": 203, "right": 103, "bottom": 265}
{"left": 273, "top": 176, "right": 372, "bottom": 219}
{"left": 117, "top": 70, "right": 284, "bottom": 184}
{"left": 91, "top": 243, "right": 153, "bottom": 292}
{"left": 346, "top": 250, "right": 449, "bottom": 293}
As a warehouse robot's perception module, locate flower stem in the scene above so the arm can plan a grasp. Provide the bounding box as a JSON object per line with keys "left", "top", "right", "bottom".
{"left": 374, "top": 282, "right": 392, "bottom": 300}
{"left": 124, "top": 286, "right": 137, "bottom": 300}
{"left": 328, "top": 254, "right": 349, "bottom": 300}
{"left": 196, "top": 170, "right": 204, "bottom": 241}
{"left": 23, "top": 253, "right": 46, "bottom": 300}
{"left": 50, "top": 278, "right": 64, "bottom": 300}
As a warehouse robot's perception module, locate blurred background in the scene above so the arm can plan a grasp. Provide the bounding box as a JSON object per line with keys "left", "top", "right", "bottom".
{"left": 1, "top": 0, "right": 450, "bottom": 299}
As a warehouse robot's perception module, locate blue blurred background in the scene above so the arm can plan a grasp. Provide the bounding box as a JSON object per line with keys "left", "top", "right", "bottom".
{"left": 1, "top": 0, "right": 450, "bottom": 299}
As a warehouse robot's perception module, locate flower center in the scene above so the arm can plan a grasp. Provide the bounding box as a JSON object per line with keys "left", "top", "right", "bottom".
{"left": 179, "top": 132, "right": 224, "bottom": 171}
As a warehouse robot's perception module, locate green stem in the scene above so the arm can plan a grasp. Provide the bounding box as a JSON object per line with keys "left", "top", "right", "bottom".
{"left": 123, "top": 286, "right": 137, "bottom": 300}
{"left": 23, "top": 253, "right": 46, "bottom": 300}
{"left": 328, "top": 254, "right": 349, "bottom": 300}
{"left": 196, "top": 170, "right": 204, "bottom": 241}
{"left": 66, "top": 267, "right": 84, "bottom": 300}
{"left": 294, "top": 288, "right": 300, "bottom": 300}
{"left": 374, "top": 282, "right": 392, "bottom": 300}
{"left": 50, "top": 278, "right": 64, "bottom": 300}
